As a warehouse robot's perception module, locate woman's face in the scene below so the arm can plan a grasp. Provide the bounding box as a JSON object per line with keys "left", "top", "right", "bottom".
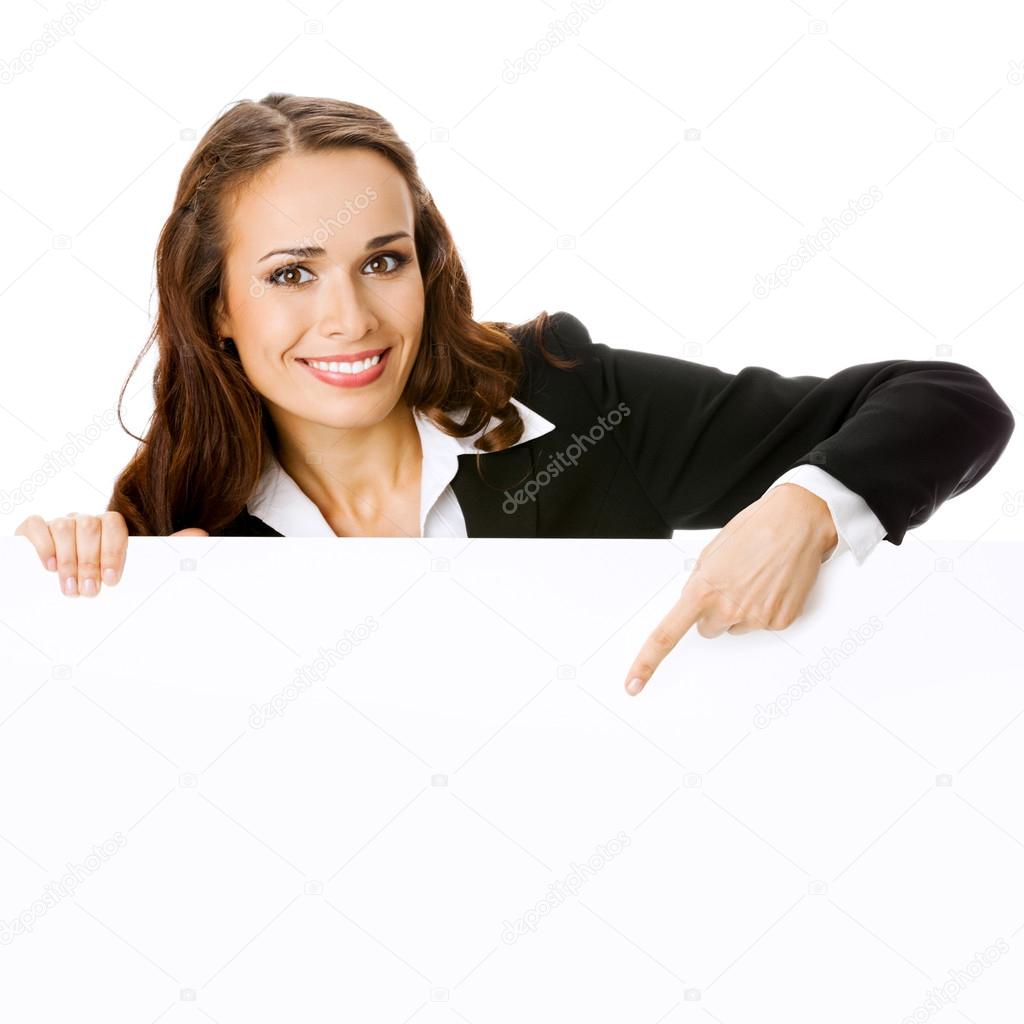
{"left": 215, "top": 147, "right": 425, "bottom": 435}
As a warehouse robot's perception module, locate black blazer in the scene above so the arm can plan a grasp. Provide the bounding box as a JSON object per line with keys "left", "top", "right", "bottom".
{"left": 213, "top": 311, "right": 1015, "bottom": 544}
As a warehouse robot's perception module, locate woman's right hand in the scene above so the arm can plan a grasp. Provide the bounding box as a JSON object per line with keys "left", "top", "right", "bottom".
{"left": 15, "top": 512, "right": 208, "bottom": 597}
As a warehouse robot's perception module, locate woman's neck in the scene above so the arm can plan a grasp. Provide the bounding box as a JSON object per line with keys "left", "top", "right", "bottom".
{"left": 273, "top": 401, "right": 423, "bottom": 530}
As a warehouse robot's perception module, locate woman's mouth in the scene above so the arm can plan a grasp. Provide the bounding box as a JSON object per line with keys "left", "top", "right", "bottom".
{"left": 297, "top": 347, "right": 391, "bottom": 388}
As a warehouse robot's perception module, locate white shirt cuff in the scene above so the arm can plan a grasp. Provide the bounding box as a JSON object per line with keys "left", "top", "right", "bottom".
{"left": 766, "top": 465, "right": 887, "bottom": 565}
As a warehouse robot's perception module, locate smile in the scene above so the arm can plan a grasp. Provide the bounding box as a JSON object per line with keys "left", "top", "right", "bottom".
{"left": 297, "top": 348, "right": 391, "bottom": 388}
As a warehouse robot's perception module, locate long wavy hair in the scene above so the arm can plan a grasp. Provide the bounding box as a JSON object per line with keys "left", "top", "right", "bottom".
{"left": 109, "top": 92, "right": 578, "bottom": 535}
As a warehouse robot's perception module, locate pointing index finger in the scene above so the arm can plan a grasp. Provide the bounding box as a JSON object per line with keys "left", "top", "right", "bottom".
{"left": 624, "top": 583, "right": 705, "bottom": 696}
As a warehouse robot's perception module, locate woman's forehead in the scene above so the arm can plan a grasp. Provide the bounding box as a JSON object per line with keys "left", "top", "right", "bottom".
{"left": 223, "top": 151, "right": 416, "bottom": 265}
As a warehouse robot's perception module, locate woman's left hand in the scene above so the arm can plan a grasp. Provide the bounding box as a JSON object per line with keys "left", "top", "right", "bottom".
{"left": 623, "top": 484, "right": 839, "bottom": 696}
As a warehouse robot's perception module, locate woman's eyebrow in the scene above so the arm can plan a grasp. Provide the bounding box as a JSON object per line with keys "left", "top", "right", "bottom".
{"left": 257, "top": 231, "right": 412, "bottom": 263}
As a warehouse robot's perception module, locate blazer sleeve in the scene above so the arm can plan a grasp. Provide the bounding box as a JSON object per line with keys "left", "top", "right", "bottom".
{"left": 544, "top": 311, "right": 1015, "bottom": 545}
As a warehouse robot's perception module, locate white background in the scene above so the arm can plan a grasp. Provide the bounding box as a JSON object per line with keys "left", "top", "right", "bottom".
{"left": 1, "top": 1, "right": 1024, "bottom": 1022}
{"left": 0, "top": 0, "right": 1020, "bottom": 538}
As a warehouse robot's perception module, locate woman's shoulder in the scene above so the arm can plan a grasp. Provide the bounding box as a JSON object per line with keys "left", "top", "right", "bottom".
{"left": 496, "top": 311, "right": 615, "bottom": 428}
{"left": 506, "top": 309, "right": 596, "bottom": 359}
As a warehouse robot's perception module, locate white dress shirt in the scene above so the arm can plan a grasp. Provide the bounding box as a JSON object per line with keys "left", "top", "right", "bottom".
{"left": 247, "top": 397, "right": 886, "bottom": 562}
{"left": 247, "top": 398, "right": 555, "bottom": 539}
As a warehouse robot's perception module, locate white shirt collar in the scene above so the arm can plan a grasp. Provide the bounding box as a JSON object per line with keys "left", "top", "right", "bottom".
{"left": 246, "top": 397, "right": 556, "bottom": 537}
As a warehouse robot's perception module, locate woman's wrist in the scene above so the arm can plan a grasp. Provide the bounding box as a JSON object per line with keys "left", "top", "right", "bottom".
{"left": 773, "top": 483, "right": 839, "bottom": 558}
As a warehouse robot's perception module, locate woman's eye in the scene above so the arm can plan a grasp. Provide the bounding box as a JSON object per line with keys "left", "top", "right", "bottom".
{"left": 268, "top": 264, "right": 314, "bottom": 288}
{"left": 363, "top": 252, "right": 407, "bottom": 275}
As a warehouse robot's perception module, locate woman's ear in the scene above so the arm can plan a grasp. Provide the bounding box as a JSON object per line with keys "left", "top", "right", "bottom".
{"left": 212, "top": 291, "right": 231, "bottom": 340}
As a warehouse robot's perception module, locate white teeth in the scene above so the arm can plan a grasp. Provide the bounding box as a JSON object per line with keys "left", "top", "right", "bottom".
{"left": 306, "top": 354, "right": 382, "bottom": 374}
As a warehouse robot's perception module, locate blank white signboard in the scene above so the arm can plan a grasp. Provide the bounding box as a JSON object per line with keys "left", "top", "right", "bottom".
{"left": 1, "top": 536, "right": 1022, "bottom": 1023}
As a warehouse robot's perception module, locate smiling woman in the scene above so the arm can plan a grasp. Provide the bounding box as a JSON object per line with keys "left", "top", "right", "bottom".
{"left": 98, "top": 94, "right": 577, "bottom": 539}
{"left": 13, "top": 92, "right": 1015, "bottom": 696}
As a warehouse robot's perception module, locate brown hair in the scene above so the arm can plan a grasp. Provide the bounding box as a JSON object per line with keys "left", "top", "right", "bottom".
{"left": 109, "top": 92, "right": 578, "bottom": 535}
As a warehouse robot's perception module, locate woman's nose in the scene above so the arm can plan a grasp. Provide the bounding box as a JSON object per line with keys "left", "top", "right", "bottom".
{"left": 316, "top": 274, "right": 378, "bottom": 339}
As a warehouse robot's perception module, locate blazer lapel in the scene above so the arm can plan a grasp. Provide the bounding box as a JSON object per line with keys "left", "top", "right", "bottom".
{"left": 449, "top": 443, "right": 538, "bottom": 537}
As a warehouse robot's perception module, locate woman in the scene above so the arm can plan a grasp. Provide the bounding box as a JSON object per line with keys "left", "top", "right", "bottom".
{"left": 14, "top": 93, "right": 1016, "bottom": 695}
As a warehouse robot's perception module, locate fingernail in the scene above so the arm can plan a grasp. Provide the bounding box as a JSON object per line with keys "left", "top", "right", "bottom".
{"left": 102, "top": 569, "right": 118, "bottom": 584}
{"left": 81, "top": 578, "right": 97, "bottom": 596}
{"left": 626, "top": 676, "right": 644, "bottom": 695}
{"left": 46, "top": 556, "right": 57, "bottom": 571}
{"left": 64, "top": 576, "right": 78, "bottom": 596}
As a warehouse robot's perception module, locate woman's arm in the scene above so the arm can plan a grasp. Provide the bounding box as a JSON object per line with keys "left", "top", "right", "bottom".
{"left": 545, "top": 311, "right": 1015, "bottom": 547}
